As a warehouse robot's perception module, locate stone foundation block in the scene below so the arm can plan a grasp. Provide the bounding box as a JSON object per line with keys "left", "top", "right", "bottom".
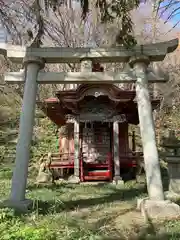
{"left": 165, "top": 191, "right": 180, "bottom": 201}
{"left": 137, "top": 198, "right": 180, "bottom": 219}
{"left": 113, "top": 176, "right": 124, "bottom": 185}
{"left": 68, "top": 175, "right": 80, "bottom": 184}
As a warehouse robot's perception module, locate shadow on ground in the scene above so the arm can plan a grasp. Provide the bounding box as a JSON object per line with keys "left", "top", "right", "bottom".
{"left": 27, "top": 182, "right": 76, "bottom": 191}
{"left": 29, "top": 184, "right": 146, "bottom": 215}
{"left": 102, "top": 232, "right": 180, "bottom": 240}
{"left": 92, "top": 216, "right": 180, "bottom": 240}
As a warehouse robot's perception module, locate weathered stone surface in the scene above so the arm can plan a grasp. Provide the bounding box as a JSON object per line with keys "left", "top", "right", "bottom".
{"left": 74, "top": 121, "right": 80, "bottom": 178}
{"left": 68, "top": 175, "right": 80, "bottom": 184}
{"left": 113, "top": 179, "right": 125, "bottom": 185}
{"left": 166, "top": 158, "right": 180, "bottom": 194}
{"left": 3, "top": 39, "right": 178, "bottom": 63}
{"left": 169, "top": 179, "right": 180, "bottom": 194}
{"left": 165, "top": 191, "right": 180, "bottom": 201}
{"left": 5, "top": 70, "right": 168, "bottom": 84}
{"left": 137, "top": 198, "right": 180, "bottom": 219}
{"left": 23, "top": 56, "right": 45, "bottom": 69}
{"left": 9, "top": 60, "right": 43, "bottom": 202}
{"left": 81, "top": 60, "right": 92, "bottom": 72}
{"left": 113, "top": 176, "right": 124, "bottom": 185}
{"left": 131, "top": 57, "right": 164, "bottom": 201}
{"left": 36, "top": 171, "right": 51, "bottom": 183}
{"left": 161, "top": 130, "right": 180, "bottom": 195}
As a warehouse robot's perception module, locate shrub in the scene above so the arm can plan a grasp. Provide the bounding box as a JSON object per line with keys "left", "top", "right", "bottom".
{"left": 0, "top": 208, "right": 58, "bottom": 240}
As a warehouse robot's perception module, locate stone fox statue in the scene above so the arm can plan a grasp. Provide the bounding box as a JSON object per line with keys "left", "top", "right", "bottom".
{"left": 36, "top": 153, "right": 51, "bottom": 183}
{"left": 36, "top": 152, "right": 60, "bottom": 184}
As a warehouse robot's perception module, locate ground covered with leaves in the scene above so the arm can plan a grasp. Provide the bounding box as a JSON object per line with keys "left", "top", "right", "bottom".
{"left": 0, "top": 166, "right": 179, "bottom": 240}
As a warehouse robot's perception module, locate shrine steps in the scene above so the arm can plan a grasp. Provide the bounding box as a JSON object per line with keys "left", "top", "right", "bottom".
{"left": 86, "top": 169, "right": 110, "bottom": 176}
{"left": 83, "top": 175, "right": 111, "bottom": 181}
{"left": 81, "top": 169, "right": 112, "bottom": 181}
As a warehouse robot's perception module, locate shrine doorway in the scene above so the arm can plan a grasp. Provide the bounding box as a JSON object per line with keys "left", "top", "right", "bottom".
{"left": 79, "top": 122, "right": 113, "bottom": 181}
{"left": 80, "top": 122, "right": 112, "bottom": 164}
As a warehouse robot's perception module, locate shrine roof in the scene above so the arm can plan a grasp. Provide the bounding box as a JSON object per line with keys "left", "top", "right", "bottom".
{"left": 46, "top": 83, "right": 159, "bottom": 105}
{"left": 39, "top": 84, "right": 160, "bottom": 126}
{"left": 56, "top": 84, "right": 136, "bottom": 102}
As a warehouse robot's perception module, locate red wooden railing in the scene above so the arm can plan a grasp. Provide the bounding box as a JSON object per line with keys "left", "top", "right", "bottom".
{"left": 47, "top": 150, "right": 143, "bottom": 181}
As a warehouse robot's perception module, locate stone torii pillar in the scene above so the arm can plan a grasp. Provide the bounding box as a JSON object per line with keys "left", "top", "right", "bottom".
{"left": 113, "top": 116, "right": 124, "bottom": 184}
{"left": 72, "top": 118, "right": 80, "bottom": 183}
{"left": 129, "top": 56, "right": 164, "bottom": 201}
{"left": 129, "top": 56, "right": 180, "bottom": 219}
{"left": 5, "top": 57, "right": 44, "bottom": 210}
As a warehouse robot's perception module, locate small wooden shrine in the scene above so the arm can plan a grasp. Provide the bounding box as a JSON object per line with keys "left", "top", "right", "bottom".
{"left": 40, "top": 64, "right": 159, "bottom": 182}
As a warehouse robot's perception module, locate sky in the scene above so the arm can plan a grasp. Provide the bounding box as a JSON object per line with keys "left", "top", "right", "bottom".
{"left": 160, "top": 0, "right": 180, "bottom": 25}
{"left": 0, "top": 0, "right": 180, "bottom": 44}
{"left": 0, "top": 27, "right": 6, "bottom": 43}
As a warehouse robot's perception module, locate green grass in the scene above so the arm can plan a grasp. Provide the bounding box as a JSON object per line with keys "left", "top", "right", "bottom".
{"left": 0, "top": 166, "right": 180, "bottom": 239}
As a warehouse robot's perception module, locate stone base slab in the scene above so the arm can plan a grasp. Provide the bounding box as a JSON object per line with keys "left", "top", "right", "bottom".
{"left": 137, "top": 198, "right": 180, "bottom": 219}
{"left": 165, "top": 191, "right": 180, "bottom": 201}
{"left": 68, "top": 175, "right": 80, "bottom": 184}
{"left": 2, "top": 199, "right": 33, "bottom": 212}
{"left": 36, "top": 172, "right": 52, "bottom": 184}
{"left": 113, "top": 176, "right": 124, "bottom": 185}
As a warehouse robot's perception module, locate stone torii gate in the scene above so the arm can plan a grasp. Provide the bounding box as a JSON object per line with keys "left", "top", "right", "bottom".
{"left": 1, "top": 39, "right": 180, "bottom": 216}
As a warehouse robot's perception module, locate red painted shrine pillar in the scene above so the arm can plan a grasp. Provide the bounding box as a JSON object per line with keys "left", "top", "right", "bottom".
{"left": 119, "top": 123, "right": 129, "bottom": 155}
